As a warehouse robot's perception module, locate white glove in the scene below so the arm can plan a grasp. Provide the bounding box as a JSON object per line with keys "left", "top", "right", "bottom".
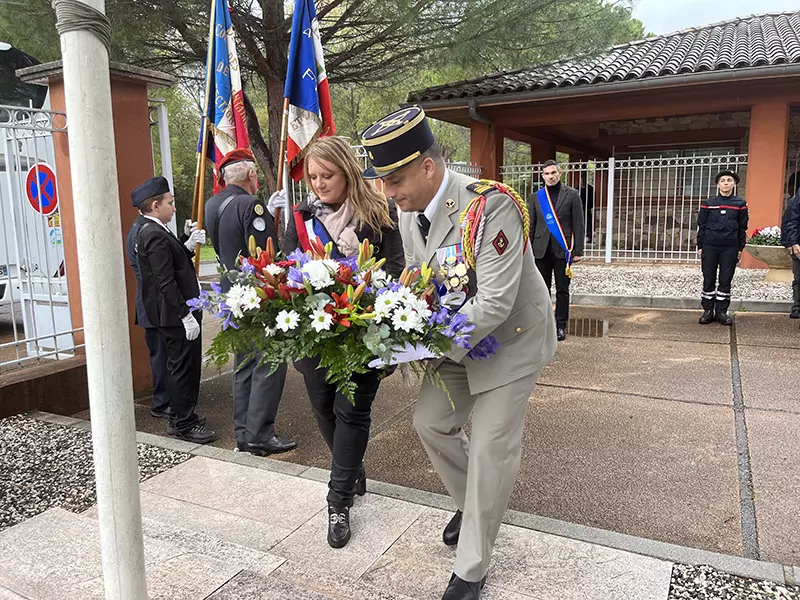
{"left": 184, "top": 228, "right": 206, "bottom": 251}
{"left": 267, "top": 189, "right": 288, "bottom": 217}
{"left": 368, "top": 342, "right": 438, "bottom": 368}
{"left": 184, "top": 219, "right": 198, "bottom": 237}
{"left": 182, "top": 313, "right": 201, "bottom": 341}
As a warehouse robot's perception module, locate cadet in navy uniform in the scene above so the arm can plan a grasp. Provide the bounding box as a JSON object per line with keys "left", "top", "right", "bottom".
{"left": 134, "top": 176, "right": 217, "bottom": 444}
{"left": 697, "top": 170, "right": 749, "bottom": 326}
{"left": 204, "top": 148, "right": 296, "bottom": 456}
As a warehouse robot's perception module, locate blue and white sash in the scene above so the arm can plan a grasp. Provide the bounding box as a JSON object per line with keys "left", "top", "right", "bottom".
{"left": 536, "top": 187, "right": 573, "bottom": 277}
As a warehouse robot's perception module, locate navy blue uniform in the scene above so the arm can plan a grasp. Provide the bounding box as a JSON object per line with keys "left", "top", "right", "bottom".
{"left": 781, "top": 192, "right": 800, "bottom": 314}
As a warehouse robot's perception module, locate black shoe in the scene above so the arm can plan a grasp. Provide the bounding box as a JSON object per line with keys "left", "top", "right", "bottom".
{"left": 443, "top": 510, "right": 462, "bottom": 546}
{"left": 150, "top": 406, "right": 174, "bottom": 419}
{"left": 235, "top": 436, "right": 297, "bottom": 456}
{"left": 166, "top": 414, "right": 206, "bottom": 435}
{"left": 716, "top": 311, "right": 733, "bottom": 326}
{"left": 441, "top": 573, "right": 486, "bottom": 600}
{"left": 698, "top": 310, "right": 715, "bottom": 325}
{"left": 790, "top": 310, "right": 800, "bottom": 319}
{"left": 327, "top": 503, "right": 351, "bottom": 548}
{"left": 170, "top": 423, "right": 217, "bottom": 444}
{"left": 354, "top": 465, "right": 367, "bottom": 497}
{"left": 556, "top": 328, "right": 566, "bottom": 341}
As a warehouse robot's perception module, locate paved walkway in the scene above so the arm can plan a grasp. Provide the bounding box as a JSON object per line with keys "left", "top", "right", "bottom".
{"left": 2, "top": 415, "right": 797, "bottom": 599}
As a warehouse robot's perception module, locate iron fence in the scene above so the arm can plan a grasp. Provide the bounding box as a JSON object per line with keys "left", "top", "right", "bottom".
{"left": 0, "top": 104, "right": 83, "bottom": 371}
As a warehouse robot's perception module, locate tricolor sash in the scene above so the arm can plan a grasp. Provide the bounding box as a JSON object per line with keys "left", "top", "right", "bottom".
{"left": 536, "top": 187, "right": 573, "bottom": 278}
{"left": 293, "top": 209, "right": 343, "bottom": 259}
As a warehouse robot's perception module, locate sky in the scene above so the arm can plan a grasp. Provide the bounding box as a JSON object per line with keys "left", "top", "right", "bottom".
{"left": 632, "top": 0, "right": 798, "bottom": 35}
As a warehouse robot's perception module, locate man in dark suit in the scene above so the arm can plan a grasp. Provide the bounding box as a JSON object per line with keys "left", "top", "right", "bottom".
{"left": 528, "top": 160, "right": 585, "bottom": 342}
{"left": 134, "top": 176, "right": 216, "bottom": 444}
{"left": 204, "top": 149, "right": 295, "bottom": 456}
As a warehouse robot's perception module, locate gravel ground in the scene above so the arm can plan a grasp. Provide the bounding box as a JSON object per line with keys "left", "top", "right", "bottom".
{"left": 571, "top": 265, "right": 793, "bottom": 302}
{"left": 669, "top": 564, "right": 800, "bottom": 600}
{"left": 0, "top": 415, "right": 190, "bottom": 531}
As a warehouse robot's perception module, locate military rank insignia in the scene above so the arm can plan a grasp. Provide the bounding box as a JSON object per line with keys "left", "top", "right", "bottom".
{"left": 493, "top": 230, "right": 508, "bottom": 255}
{"left": 436, "top": 243, "right": 469, "bottom": 293}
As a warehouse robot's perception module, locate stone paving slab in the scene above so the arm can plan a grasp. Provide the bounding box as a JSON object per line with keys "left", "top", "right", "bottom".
{"left": 0, "top": 587, "right": 28, "bottom": 599}
{"left": 539, "top": 336, "right": 733, "bottom": 405}
{"left": 272, "top": 493, "right": 425, "bottom": 579}
{"left": 735, "top": 312, "right": 800, "bottom": 350}
{"left": 738, "top": 345, "right": 800, "bottom": 413}
{"left": 140, "top": 456, "right": 327, "bottom": 530}
{"left": 746, "top": 410, "right": 800, "bottom": 567}
{"left": 362, "top": 507, "right": 672, "bottom": 600}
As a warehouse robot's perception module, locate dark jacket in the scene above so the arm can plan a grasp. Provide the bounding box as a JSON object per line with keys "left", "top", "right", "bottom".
{"left": 283, "top": 196, "right": 405, "bottom": 278}
{"left": 697, "top": 194, "right": 749, "bottom": 250}
{"left": 204, "top": 185, "right": 277, "bottom": 290}
{"left": 125, "top": 215, "right": 153, "bottom": 328}
{"left": 136, "top": 218, "right": 200, "bottom": 328}
{"left": 528, "top": 183, "right": 585, "bottom": 260}
{"left": 781, "top": 193, "right": 800, "bottom": 247}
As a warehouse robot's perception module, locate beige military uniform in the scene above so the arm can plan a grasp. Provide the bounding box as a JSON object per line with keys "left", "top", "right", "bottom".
{"left": 399, "top": 170, "right": 557, "bottom": 582}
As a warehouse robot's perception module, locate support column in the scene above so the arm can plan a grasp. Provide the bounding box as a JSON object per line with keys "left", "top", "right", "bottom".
{"left": 743, "top": 100, "right": 790, "bottom": 268}
{"left": 470, "top": 119, "right": 504, "bottom": 181}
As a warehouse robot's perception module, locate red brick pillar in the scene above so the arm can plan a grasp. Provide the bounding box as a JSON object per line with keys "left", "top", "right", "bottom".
{"left": 470, "top": 120, "right": 504, "bottom": 181}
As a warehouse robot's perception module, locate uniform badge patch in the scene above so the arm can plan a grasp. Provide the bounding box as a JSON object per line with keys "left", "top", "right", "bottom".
{"left": 492, "top": 230, "right": 508, "bottom": 255}
{"left": 254, "top": 204, "right": 265, "bottom": 216}
{"left": 445, "top": 198, "right": 455, "bottom": 209}
{"left": 252, "top": 217, "right": 266, "bottom": 232}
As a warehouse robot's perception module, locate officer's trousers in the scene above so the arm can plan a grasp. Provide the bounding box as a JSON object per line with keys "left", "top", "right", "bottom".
{"left": 701, "top": 244, "right": 739, "bottom": 313}
{"left": 144, "top": 327, "right": 170, "bottom": 412}
{"left": 535, "top": 248, "right": 571, "bottom": 329}
{"left": 413, "top": 359, "right": 541, "bottom": 583}
{"left": 158, "top": 315, "right": 202, "bottom": 434}
{"left": 792, "top": 256, "right": 800, "bottom": 313}
{"left": 233, "top": 352, "right": 287, "bottom": 445}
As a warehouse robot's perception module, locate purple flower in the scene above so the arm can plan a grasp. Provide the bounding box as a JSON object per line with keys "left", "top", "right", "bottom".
{"left": 453, "top": 334, "right": 472, "bottom": 350}
{"left": 187, "top": 290, "right": 214, "bottom": 312}
{"left": 388, "top": 281, "right": 403, "bottom": 292}
{"left": 429, "top": 307, "right": 449, "bottom": 326}
{"left": 340, "top": 255, "right": 358, "bottom": 271}
{"left": 287, "top": 248, "right": 310, "bottom": 266}
{"left": 467, "top": 335, "right": 500, "bottom": 360}
{"left": 215, "top": 303, "right": 239, "bottom": 331}
{"left": 287, "top": 266, "right": 306, "bottom": 289}
{"left": 240, "top": 261, "right": 256, "bottom": 276}
{"left": 210, "top": 281, "right": 222, "bottom": 294}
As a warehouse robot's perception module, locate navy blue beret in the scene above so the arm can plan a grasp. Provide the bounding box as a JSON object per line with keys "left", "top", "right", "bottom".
{"left": 132, "top": 176, "right": 170, "bottom": 208}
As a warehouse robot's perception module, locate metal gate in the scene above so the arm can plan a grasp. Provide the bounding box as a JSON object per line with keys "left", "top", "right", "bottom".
{"left": 501, "top": 152, "right": 749, "bottom": 263}
{"left": 0, "top": 104, "right": 81, "bottom": 371}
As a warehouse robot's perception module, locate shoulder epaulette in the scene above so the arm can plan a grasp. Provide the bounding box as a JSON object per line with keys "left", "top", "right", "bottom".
{"left": 466, "top": 181, "right": 500, "bottom": 196}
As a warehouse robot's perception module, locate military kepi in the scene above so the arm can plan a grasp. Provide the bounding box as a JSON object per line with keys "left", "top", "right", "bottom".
{"left": 360, "top": 106, "right": 435, "bottom": 179}
{"left": 131, "top": 176, "right": 170, "bottom": 208}
{"left": 715, "top": 170, "right": 740, "bottom": 184}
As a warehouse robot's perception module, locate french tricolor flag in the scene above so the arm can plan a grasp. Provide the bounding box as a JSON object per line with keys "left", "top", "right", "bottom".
{"left": 284, "top": 0, "right": 335, "bottom": 182}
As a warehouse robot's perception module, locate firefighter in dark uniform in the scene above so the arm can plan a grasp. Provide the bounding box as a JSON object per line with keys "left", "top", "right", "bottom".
{"left": 697, "top": 170, "right": 749, "bottom": 326}
{"left": 134, "top": 176, "right": 217, "bottom": 444}
{"left": 204, "top": 148, "right": 296, "bottom": 456}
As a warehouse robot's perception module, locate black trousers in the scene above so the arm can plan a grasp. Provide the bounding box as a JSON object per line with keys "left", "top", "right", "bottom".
{"left": 233, "top": 352, "right": 287, "bottom": 445}
{"left": 300, "top": 364, "right": 381, "bottom": 507}
{"left": 144, "top": 326, "right": 170, "bottom": 412}
{"left": 158, "top": 312, "right": 202, "bottom": 434}
{"left": 536, "top": 247, "right": 571, "bottom": 329}
{"left": 701, "top": 245, "right": 739, "bottom": 313}
{"left": 793, "top": 256, "right": 800, "bottom": 313}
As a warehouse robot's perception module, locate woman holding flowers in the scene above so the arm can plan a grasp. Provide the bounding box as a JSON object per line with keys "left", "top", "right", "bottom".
{"left": 282, "top": 136, "right": 404, "bottom": 548}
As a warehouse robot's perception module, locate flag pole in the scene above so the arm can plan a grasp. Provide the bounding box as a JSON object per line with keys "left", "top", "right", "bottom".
{"left": 193, "top": 0, "right": 217, "bottom": 273}
{"left": 274, "top": 96, "right": 290, "bottom": 231}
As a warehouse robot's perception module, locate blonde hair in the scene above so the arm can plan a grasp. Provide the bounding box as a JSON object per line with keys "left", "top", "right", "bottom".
{"left": 304, "top": 136, "right": 393, "bottom": 234}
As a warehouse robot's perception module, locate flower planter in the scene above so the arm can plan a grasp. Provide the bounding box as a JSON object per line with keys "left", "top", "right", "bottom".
{"left": 744, "top": 244, "right": 794, "bottom": 282}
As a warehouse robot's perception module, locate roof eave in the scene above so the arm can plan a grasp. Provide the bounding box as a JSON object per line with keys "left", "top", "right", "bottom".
{"left": 409, "top": 64, "right": 800, "bottom": 113}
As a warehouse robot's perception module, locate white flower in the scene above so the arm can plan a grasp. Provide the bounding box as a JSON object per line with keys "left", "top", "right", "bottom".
{"left": 302, "top": 260, "right": 335, "bottom": 290}
{"left": 392, "top": 306, "right": 424, "bottom": 332}
{"left": 407, "top": 295, "right": 432, "bottom": 318}
{"left": 374, "top": 291, "right": 399, "bottom": 323}
{"left": 241, "top": 287, "right": 261, "bottom": 312}
{"left": 264, "top": 326, "right": 276, "bottom": 337}
{"left": 265, "top": 264, "right": 284, "bottom": 276}
{"left": 322, "top": 259, "right": 340, "bottom": 273}
{"left": 276, "top": 309, "right": 300, "bottom": 332}
{"left": 310, "top": 308, "right": 334, "bottom": 332}
{"left": 395, "top": 285, "right": 416, "bottom": 303}
{"left": 370, "top": 269, "right": 389, "bottom": 288}
{"left": 226, "top": 283, "right": 250, "bottom": 318}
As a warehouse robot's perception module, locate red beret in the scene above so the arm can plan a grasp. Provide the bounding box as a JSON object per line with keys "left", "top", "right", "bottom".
{"left": 218, "top": 148, "right": 256, "bottom": 172}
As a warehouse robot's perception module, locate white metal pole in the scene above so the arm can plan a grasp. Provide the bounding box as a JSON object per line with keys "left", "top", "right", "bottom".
{"left": 56, "top": 1, "right": 148, "bottom": 598}
{"left": 605, "top": 157, "right": 615, "bottom": 264}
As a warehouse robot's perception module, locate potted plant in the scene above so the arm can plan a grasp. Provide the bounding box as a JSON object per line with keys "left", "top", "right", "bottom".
{"left": 745, "top": 226, "right": 793, "bottom": 282}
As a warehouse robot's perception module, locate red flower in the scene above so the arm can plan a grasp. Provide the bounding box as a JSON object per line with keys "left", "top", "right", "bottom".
{"left": 330, "top": 292, "right": 353, "bottom": 328}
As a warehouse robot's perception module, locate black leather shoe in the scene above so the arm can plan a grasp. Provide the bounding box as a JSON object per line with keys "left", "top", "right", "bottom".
{"left": 441, "top": 573, "right": 486, "bottom": 600}
{"left": 716, "top": 311, "right": 733, "bottom": 326}
{"left": 556, "top": 328, "right": 566, "bottom": 341}
{"left": 698, "top": 310, "right": 715, "bottom": 325}
{"left": 150, "top": 406, "right": 174, "bottom": 419}
{"left": 170, "top": 424, "right": 217, "bottom": 444}
{"left": 354, "top": 465, "right": 367, "bottom": 496}
{"left": 790, "top": 310, "right": 800, "bottom": 319}
{"left": 327, "top": 503, "right": 351, "bottom": 548}
{"left": 443, "top": 510, "right": 462, "bottom": 546}
{"left": 235, "top": 436, "right": 296, "bottom": 456}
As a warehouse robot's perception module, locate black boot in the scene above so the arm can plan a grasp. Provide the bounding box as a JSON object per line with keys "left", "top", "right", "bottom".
{"left": 442, "top": 510, "right": 462, "bottom": 546}
{"left": 698, "top": 310, "right": 715, "bottom": 325}
{"left": 716, "top": 311, "right": 733, "bottom": 326}
{"left": 327, "top": 503, "right": 351, "bottom": 548}
{"left": 442, "top": 573, "right": 486, "bottom": 600}
{"left": 354, "top": 464, "right": 367, "bottom": 497}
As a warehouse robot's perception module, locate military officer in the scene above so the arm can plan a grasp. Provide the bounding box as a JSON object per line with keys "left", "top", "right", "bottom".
{"left": 204, "top": 148, "right": 296, "bottom": 456}
{"left": 134, "top": 176, "right": 216, "bottom": 444}
{"left": 361, "top": 107, "right": 557, "bottom": 600}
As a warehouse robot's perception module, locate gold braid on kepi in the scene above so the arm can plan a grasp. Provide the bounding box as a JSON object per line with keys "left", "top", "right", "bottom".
{"left": 460, "top": 180, "right": 530, "bottom": 270}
